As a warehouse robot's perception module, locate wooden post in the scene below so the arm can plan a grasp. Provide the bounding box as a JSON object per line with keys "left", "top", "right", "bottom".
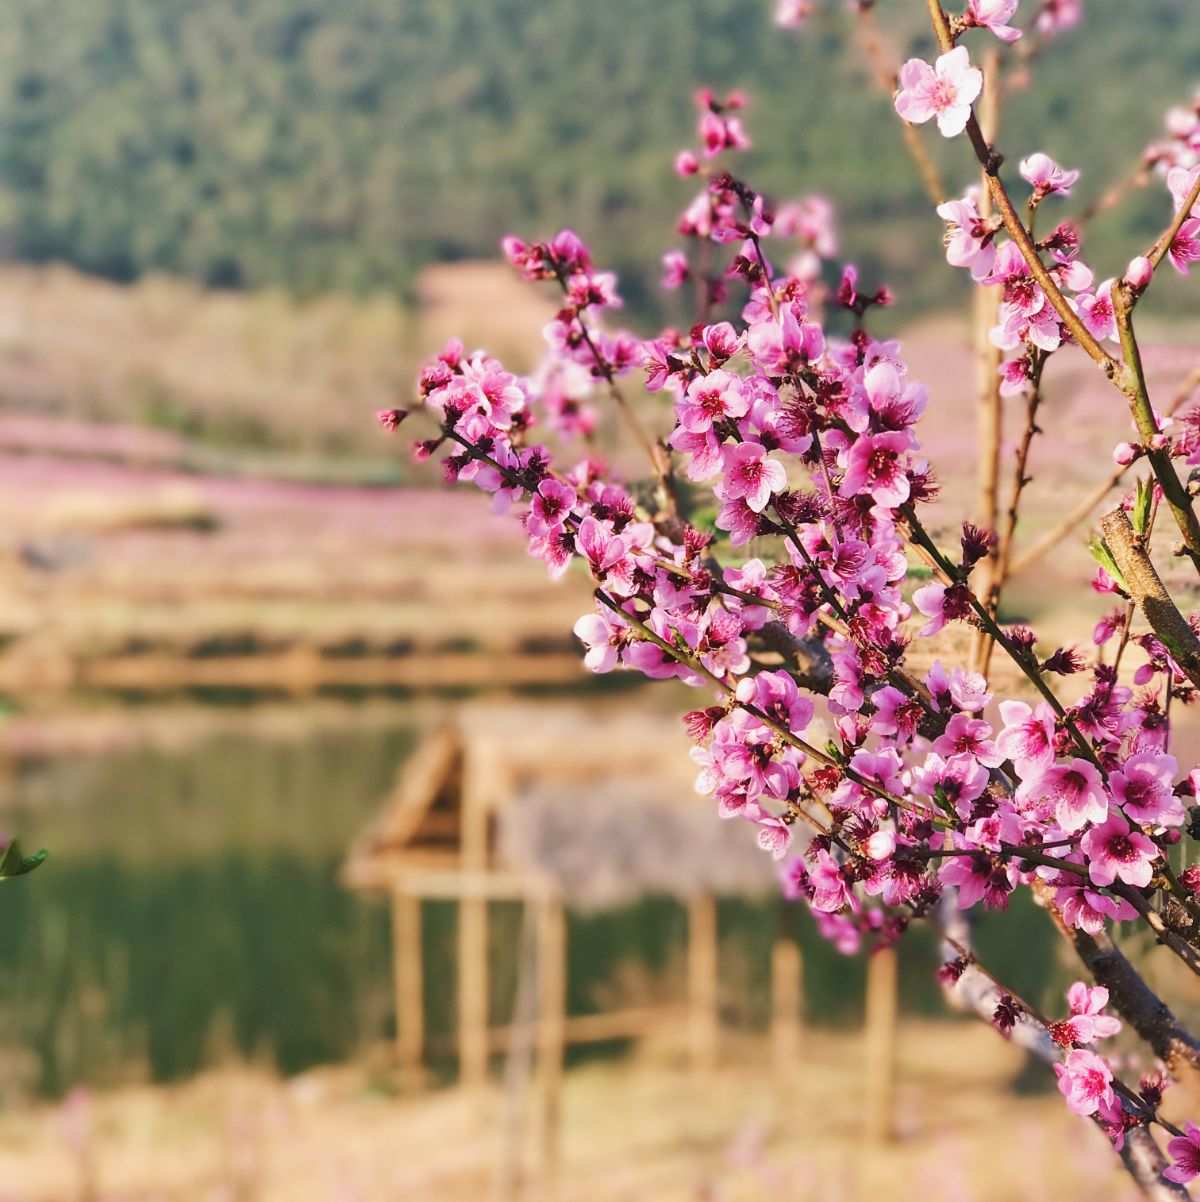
{"left": 458, "top": 895, "right": 489, "bottom": 1088}
{"left": 770, "top": 936, "right": 803, "bottom": 1068}
{"left": 686, "top": 893, "right": 718, "bottom": 1073}
{"left": 864, "top": 946, "right": 898, "bottom": 1144}
{"left": 391, "top": 888, "right": 424, "bottom": 1078}
{"left": 534, "top": 896, "right": 567, "bottom": 1178}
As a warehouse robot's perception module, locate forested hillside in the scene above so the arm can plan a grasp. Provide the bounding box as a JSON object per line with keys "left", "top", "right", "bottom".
{"left": 0, "top": 0, "right": 1196, "bottom": 310}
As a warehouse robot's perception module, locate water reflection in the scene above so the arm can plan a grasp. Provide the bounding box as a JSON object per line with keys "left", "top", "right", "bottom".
{"left": 0, "top": 697, "right": 1065, "bottom": 1099}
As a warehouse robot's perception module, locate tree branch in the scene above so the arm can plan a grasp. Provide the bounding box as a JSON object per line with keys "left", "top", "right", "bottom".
{"left": 1100, "top": 507, "right": 1200, "bottom": 689}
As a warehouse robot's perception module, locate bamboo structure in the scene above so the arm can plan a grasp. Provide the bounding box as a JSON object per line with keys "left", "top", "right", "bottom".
{"left": 341, "top": 703, "right": 798, "bottom": 1179}
{"left": 343, "top": 704, "right": 915, "bottom": 1177}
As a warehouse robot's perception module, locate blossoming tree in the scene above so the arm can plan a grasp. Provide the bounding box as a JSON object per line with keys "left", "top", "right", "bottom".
{"left": 380, "top": 1, "right": 1200, "bottom": 1195}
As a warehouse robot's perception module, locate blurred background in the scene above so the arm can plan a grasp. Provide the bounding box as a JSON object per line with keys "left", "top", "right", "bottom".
{"left": 0, "top": 1, "right": 1198, "bottom": 1199}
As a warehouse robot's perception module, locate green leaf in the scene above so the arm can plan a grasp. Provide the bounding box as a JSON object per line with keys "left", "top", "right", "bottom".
{"left": 1132, "top": 477, "right": 1153, "bottom": 537}
{"left": 1088, "top": 537, "right": 1128, "bottom": 593}
{"left": 0, "top": 840, "right": 47, "bottom": 879}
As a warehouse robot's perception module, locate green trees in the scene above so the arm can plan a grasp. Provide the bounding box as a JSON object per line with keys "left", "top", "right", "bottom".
{"left": 0, "top": 0, "right": 1194, "bottom": 308}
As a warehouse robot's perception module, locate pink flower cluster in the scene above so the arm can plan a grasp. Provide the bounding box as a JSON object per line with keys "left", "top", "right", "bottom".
{"left": 391, "top": 14, "right": 1200, "bottom": 1177}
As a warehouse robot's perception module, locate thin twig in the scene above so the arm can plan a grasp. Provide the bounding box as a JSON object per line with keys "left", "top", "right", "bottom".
{"left": 1010, "top": 368, "right": 1200, "bottom": 576}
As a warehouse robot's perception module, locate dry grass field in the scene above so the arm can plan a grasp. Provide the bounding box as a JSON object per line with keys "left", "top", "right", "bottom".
{"left": 0, "top": 1021, "right": 1152, "bottom": 1202}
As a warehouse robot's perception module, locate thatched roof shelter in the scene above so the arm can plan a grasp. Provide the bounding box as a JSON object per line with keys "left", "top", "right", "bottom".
{"left": 342, "top": 701, "right": 778, "bottom": 907}
{"left": 341, "top": 699, "right": 799, "bottom": 1131}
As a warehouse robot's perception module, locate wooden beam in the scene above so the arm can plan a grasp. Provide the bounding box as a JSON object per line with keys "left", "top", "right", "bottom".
{"left": 391, "top": 890, "right": 424, "bottom": 1077}
{"left": 864, "top": 946, "right": 898, "bottom": 1145}
{"left": 687, "top": 894, "right": 719, "bottom": 1074}
{"left": 534, "top": 897, "right": 567, "bottom": 1178}
{"left": 770, "top": 936, "right": 803, "bottom": 1069}
{"left": 458, "top": 896, "right": 489, "bottom": 1088}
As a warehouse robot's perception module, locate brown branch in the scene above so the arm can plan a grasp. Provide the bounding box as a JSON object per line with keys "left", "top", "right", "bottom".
{"left": 980, "top": 355, "right": 1046, "bottom": 677}
{"left": 938, "top": 898, "right": 1191, "bottom": 1201}
{"left": 1111, "top": 284, "right": 1200, "bottom": 572}
{"left": 1100, "top": 508, "right": 1200, "bottom": 689}
{"left": 1036, "top": 882, "right": 1200, "bottom": 1081}
{"left": 1147, "top": 172, "right": 1200, "bottom": 273}
{"left": 970, "top": 46, "right": 1005, "bottom": 678}
{"left": 924, "top": 2, "right": 1119, "bottom": 379}
{"left": 1010, "top": 368, "right": 1200, "bottom": 576}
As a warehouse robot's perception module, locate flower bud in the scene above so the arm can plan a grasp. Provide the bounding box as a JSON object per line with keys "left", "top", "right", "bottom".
{"left": 1124, "top": 255, "right": 1153, "bottom": 290}
{"left": 674, "top": 150, "right": 700, "bottom": 177}
{"left": 1112, "top": 441, "right": 1140, "bottom": 466}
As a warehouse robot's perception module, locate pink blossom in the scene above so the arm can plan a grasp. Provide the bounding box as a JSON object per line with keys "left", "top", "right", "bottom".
{"left": 912, "top": 583, "right": 971, "bottom": 637}
{"left": 1168, "top": 218, "right": 1200, "bottom": 275}
{"left": 774, "top": 0, "right": 814, "bottom": 27}
{"left": 661, "top": 250, "right": 689, "bottom": 290}
{"left": 1075, "top": 280, "right": 1117, "bottom": 343}
{"left": 721, "top": 442, "right": 788, "bottom": 512}
{"left": 840, "top": 431, "right": 911, "bottom": 508}
{"left": 809, "top": 850, "right": 852, "bottom": 913}
{"left": 933, "top": 714, "right": 1003, "bottom": 767}
{"left": 996, "top": 700, "right": 1058, "bottom": 772}
{"left": 1168, "top": 165, "right": 1200, "bottom": 217}
{"left": 1124, "top": 255, "right": 1154, "bottom": 290}
{"left": 1054, "top": 1049, "right": 1114, "bottom": 1116}
{"left": 1111, "top": 752, "right": 1184, "bottom": 826}
{"left": 755, "top": 815, "right": 793, "bottom": 860}
{"left": 1081, "top": 812, "right": 1157, "bottom": 888}
{"left": 894, "top": 47, "right": 983, "bottom": 139}
{"left": 1055, "top": 881, "right": 1137, "bottom": 934}
{"left": 1165, "top": 1124, "right": 1200, "bottom": 1186}
{"left": 1019, "top": 153, "right": 1080, "bottom": 198}
{"left": 1036, "top": 0, "right": 1083, "bottom": 37}
{"left": 1016, "top": 759, "right": 1108, "bottom": 833}
{"left": 679, "top": 370, "right": 749, "bottom": 433}
{"left": 1061, "top": 982, "right": 1122, "bottom": 1044}
{"left": 936, "top": 192, "right": 997, "bottom": 279}
{"left": 573, "top": 610, "right": 626, "bottom": 673}
{"left": 574, "top": 517, "right": 633, "bottom": 592}
{"left": 965, "top": 0, "right": 1023, "bottom": 42}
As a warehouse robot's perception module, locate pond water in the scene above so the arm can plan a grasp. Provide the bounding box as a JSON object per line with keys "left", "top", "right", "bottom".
{"left": 0, "top": 696, "right": 1065, "bottom": 1098}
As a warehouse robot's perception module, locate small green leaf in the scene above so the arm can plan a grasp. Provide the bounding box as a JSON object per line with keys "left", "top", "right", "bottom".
{"left": 1132, "top": 477, "right": 1153, "bottom": 537}
{"left": 1088, "top": 537, "right": 1128, "bottom": 592}
{"left": 0, "top": 841, "right": 47, "bottom": 879}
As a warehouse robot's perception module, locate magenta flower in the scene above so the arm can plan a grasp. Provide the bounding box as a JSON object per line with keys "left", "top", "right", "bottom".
{"left": 936, "top": 192, "right": 997, "bottom": 279}
{"left": 1017, "top": 759, "right": 1108, "bottom": 833}
{"left": 1111, "top": 751, "right": 1184, "bottom": 827}
{"left": 1061, "top": 982, "right": 1122, "bottom": 1044}
{"left": 1019, "top": 152, "right": 1081, "bottom": 198}
{"left": 1168, "top": 218, "right": 1200, "bottom": 275}
{"left": 573, "top": 610, "right": 627, "bottom": 673}
{"left": 912, "top": 582, "right": 971, "bottom": 637}
{"left": 1075, "top": 280, "right": 1117, "bottom": 343}
{"left": 678, "top": 370, "right": 749, "bottom": 433}
{"left": 1081, "top": 812, "right": 1158, "bottom": 888}
{"left": 933, "top": 714, "right": 1003, "bottom": 768}
{"left": 721, "top": 441, "right": 788, "bottom": 512}
{"left": 840, "top": 431, "right": 911, "bottom": 508}
{"left": 894, "top": 47, "right": 983, "bottom": 139}
{"left": 661, "top": 249, "right": 689, "bottom": 290}
{"left": 965, "top": 0, "right": 1023, "bottom": 42}
{"left": 1165, "top": 1123, "right": 1200, "bottom": 1185}
{"left": 996, "top": 700, "right": 1057, "bottom": 772}
{"left": 574, "top": 516, "right": 633, "bottom": 592}
{"left": 1055, "top": 880, "right": 1137, "bottom": 934}
{"left": 809, "top": 849, "right": 852, "bottom": 913}
{"left": 1053, "top": 1048, "right": 1115, "bottom": 1117}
